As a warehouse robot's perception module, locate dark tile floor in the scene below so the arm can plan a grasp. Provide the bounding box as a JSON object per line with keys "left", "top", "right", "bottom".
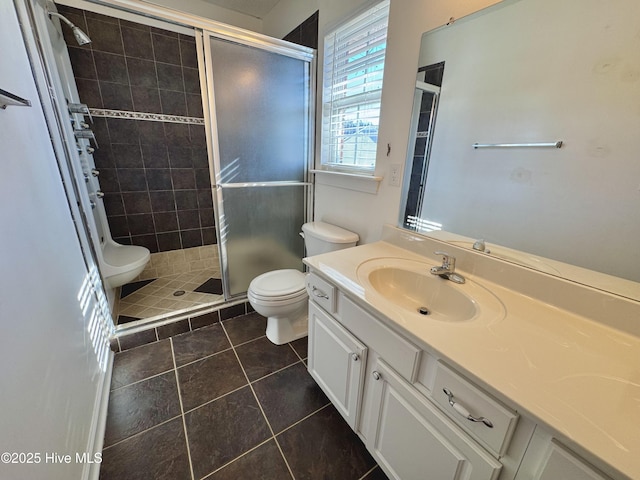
{"left": 101, "top": 312, "right": 388, "bottom": 480}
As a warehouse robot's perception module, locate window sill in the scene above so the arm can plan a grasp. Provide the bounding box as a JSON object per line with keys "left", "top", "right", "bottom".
{"left": 310, "top": 169, "right": 383, "bottom": 194}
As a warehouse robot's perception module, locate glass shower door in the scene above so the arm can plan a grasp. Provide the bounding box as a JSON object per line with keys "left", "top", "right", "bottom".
{"left": 203, "top": 34, "right": 313, "bottom": 298}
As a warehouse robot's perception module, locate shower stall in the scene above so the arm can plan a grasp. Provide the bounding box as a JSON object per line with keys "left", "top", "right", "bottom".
{"left": 30, "top": 0, "right": 314, "bottom": 329}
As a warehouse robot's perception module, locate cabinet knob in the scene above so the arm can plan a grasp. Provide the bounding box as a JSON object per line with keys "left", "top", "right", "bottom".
{"left": 95, "top": 190, "right": 105, "bottom": 198}
{"left": 372, "top": 371, "right": 381, "bottom": 381}
{"left": 351, "top": 353, "right": 359, "bottom": 362}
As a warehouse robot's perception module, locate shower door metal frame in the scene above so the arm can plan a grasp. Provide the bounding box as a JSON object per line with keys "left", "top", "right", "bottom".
{"left": 199, "top": 30, "right": 316, "bottom": 301}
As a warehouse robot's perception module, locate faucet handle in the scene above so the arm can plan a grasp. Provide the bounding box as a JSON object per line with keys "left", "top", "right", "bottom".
{"left": 434, "top": 251, "right": 454, "bottom": 267}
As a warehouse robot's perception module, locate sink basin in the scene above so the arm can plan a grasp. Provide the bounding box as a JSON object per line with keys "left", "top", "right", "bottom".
{"left": 356, "top": 258, "right": 505, "bottom": 322}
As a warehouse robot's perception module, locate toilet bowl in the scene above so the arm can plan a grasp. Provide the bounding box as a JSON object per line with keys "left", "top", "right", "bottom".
{"left": 248, "top": 269, "right": 308, "bottom": 345}
{"left": 248, "top": 222, "right": 359, "bottom": 345}
{"left": 101, "top": 238, "right": 150, "bottom": 289}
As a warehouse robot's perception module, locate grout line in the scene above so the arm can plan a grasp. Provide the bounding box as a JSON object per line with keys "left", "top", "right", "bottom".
{"left": 219, "top": 320, "right": 297, "bottom": 480}
{"left": 288, "top": 341, "right": 306, "bottom": 364}
{"left": 101, "top": 413, "right": 183, "bottom": 450}
{"left": 358, "top": 465, "right": 379, "bottom": 480}
{"left": 199, "top": 437, "right": 274, "bottom": 480}
{"left": 170, "top": 337, "right": 196, "bottom": 480}
{"left": 226, "top": 333, "right": 267, "bottom": 349}
{"left": 181, "top": 383, "right": 248, "bottom": 416}
{"left": 110, "top": 367, "right": 175, "bottom": 393}
{"left": 174, "top": 344, "right": 233, "bottom": 369}
{"left": 85, "top": 10, "right": 106, "bottom": 114}
{"left": 273, "top": 403, "right": 331, "bottom": 437}
{"left": 248, "top": 359, "right": 303, "bottom": 385}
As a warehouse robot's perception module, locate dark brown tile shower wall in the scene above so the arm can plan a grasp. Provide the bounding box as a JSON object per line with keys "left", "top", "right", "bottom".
{"left": 56, "top": 4, "right": 215, "bottom": 253}
{"left": 283, "top": 11, "right": 319, "bottom": 49}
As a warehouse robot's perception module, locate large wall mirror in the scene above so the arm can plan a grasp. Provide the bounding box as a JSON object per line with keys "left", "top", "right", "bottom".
{"left": 401, "top": 0, "right": 640, "bottom": 301}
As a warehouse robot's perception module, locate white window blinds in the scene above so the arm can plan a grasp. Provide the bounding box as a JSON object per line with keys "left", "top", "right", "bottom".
{"left": 322, "top": 0, "right": 390, "bottom": 173}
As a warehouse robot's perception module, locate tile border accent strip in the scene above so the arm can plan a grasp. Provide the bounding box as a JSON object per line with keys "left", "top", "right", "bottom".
{"left": 89, "top": 108, "right": 205, "bottom": 125}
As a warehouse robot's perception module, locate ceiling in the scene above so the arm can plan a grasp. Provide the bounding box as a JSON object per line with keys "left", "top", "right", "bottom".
{"left": 201, "top": 0, "right": 282, "bottom": 18}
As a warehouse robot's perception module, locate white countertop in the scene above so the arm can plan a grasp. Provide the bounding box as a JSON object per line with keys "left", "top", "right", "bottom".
{"left": 304, "top": 240, "right": 640, "bottom": 480}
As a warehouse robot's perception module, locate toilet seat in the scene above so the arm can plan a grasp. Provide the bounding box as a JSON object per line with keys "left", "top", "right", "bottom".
{"left": 248, "top": 269, "right": 306, "bottom": 301}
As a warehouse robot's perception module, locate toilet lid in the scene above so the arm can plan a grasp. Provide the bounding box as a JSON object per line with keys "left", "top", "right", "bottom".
{"left": 249, "top": 269, "right": 306, "bottom": 300}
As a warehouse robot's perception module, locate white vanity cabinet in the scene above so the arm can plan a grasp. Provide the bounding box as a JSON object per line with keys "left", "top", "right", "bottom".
{"left": 305, "top": 273, "right": 509, "bottom": 480}
{"left": 307, "top": 300, "right": 367, "bottom": 429}
{"left": 533, "top": 441, "right": 612, "bottom": 480}
{"left": 365, "top": 358, "right": 502, "bottom": 480}
{"left": 515, "top": 431, "right": 614, "bottom": 480}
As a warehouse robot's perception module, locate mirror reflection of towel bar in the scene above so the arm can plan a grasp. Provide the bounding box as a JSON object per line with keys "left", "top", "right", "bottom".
{"left": 473, "top": 141, "right": 563, "bottom": 149}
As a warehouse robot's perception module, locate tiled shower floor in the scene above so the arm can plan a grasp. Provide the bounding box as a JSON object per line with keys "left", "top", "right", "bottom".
{"left": 114, "top": 245, "right": 224, "bottom": 324}
{"left": 101, "top": 312, "right": 388, "bottom": 480}
{"left": 114, "top": 272, "right": 223, "bottom": 324}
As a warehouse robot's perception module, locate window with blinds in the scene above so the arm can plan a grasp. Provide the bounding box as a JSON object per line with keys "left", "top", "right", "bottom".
{"left": 321, "top": 0, "right": 390, "bottom": 174}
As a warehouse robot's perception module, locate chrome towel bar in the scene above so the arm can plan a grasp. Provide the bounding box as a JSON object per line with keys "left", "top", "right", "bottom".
{"left": 473, "top": 141, "right": 563, "bottom": 149}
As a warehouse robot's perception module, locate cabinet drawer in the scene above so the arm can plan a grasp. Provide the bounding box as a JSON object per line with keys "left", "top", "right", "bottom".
{"left": 306, "top": 272, "right": 336, "bottom": 314}
{"left": 340, "top": 294, "right": 420, "bottom": 381}
{"left": 432, "top": 362, "right": 518, "bottom": 457}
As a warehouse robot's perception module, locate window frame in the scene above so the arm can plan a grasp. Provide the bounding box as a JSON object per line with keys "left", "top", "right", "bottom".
{"left": 320, "top": 0, "right": 390, "bottom": 176}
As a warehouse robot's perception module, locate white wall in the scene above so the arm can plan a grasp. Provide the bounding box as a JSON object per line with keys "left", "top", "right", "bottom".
{"left": 0, "top": 2, "right": 109, "bottom": 479}
{"left": 264, "top": 0, "right": 500, "bottom": 243}
{"left": 148, "top": 0, "right": 261, "bottom": 30}
{"left": 62, "top": 0, "right": 262, "bottom": 32}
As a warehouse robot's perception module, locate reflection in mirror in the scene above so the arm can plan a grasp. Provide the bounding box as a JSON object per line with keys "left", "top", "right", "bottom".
{"left": 401, "top": 0, "right": 640, "bottom": 301}
{"left": 401, "top": 63, "right": 444, "bottom": 231}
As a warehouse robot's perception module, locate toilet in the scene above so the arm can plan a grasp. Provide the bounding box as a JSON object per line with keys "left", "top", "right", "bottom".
{"left": 248, "top": 222, "right": 359, "bottom": 345}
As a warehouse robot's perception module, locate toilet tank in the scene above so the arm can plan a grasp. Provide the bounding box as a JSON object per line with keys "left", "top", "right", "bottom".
{"left": 302, "top": 222, "right": 359, "bottom": 256}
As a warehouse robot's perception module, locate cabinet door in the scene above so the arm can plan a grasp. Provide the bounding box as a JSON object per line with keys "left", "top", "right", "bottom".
{"left": 308, "top": 301, "right": 367, "bottom": 429}
{"left": 366, "top": 360, "right": 502, "bottom": 480}
{"left": 535, "top": 441, "right": 611, "bottom": 480}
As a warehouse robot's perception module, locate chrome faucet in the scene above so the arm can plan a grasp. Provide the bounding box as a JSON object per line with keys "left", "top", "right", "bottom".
{"left": 430, "top": 251, "right": 466, "bottom": 284}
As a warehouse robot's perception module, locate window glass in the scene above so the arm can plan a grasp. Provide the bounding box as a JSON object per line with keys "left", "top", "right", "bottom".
{"left": 321, "top": 0, "right": 390, "bottom": 174}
